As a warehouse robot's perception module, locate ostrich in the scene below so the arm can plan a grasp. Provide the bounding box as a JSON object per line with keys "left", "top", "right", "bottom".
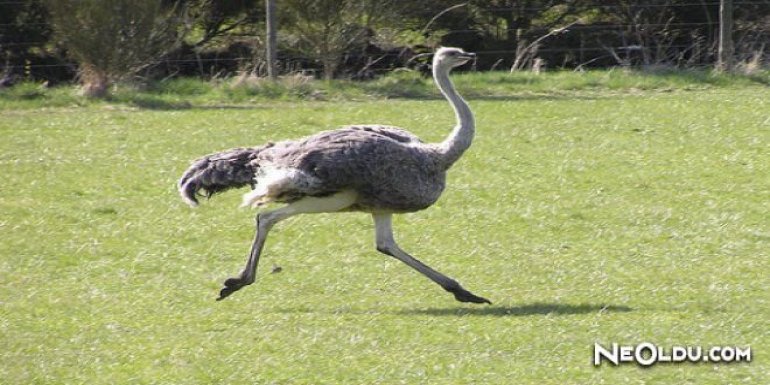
{"left": 178, "top": 47, "right": 490, "bottom": 304}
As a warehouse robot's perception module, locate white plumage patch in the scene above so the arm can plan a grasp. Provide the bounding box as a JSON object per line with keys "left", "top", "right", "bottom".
{"left": 240, "top": 165, "right": 320, "bottom": 208}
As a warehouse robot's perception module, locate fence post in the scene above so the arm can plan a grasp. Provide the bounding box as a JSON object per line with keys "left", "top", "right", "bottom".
{"left": 266, "top": 0, "right": 277, "bottom": 79}
{"left": 717, "top": 0, "right": 734, "bottom": 71}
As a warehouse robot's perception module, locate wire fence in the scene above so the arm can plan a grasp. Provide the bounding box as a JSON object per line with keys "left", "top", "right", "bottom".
{"left": 1, "top": 2, "right": 768, "bottom": 76}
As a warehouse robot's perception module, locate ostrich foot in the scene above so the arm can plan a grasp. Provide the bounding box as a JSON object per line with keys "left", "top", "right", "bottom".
{"left": 445, "top": 284, "right": 492, "bottom": 304}
{"left": 216, "top": 277, "right": 252, "bottom": 301}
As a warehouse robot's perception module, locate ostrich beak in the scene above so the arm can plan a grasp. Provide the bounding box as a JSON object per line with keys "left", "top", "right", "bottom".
{"left": 459, "top": 52, "right": 476, "bottom": 60}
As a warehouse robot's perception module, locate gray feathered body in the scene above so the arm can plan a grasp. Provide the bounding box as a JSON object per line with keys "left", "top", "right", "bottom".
{"left": 180, "top": 125, "right": 447, "bottom": 213}
{"left": 180, "top": 47, "right": 475, "bottom": 214}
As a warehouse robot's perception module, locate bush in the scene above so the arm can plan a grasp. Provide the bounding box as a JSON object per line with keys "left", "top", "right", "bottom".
{"left": 46, "top": 0, "right": 184, "bottom": 98}
{"left": 227, "top": 73, "right": 316, "bottom": 99}
{"left": 363, "top": 70, "right": 432, "bottom": 98}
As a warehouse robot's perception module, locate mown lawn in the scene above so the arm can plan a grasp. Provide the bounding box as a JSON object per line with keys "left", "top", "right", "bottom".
{"left": 1, "top": 72, "right": 768, "bottom": 384}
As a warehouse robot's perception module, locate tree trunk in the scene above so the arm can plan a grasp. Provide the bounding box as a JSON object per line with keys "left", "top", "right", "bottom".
{"left": 322, "top": 56, "right": 337, "bottom": 80}
{"left": 717, "top": 0, "right": 734, "bottom": 71}
{"left": 265, "top": 0, "right": 278, "bottom": 80}
{"left": 80, "top": 67, "right": 110, "bottom": 98}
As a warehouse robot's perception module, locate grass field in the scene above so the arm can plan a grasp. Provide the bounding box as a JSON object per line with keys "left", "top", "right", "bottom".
{"left": 1, "top": 71, "right": 768, "bottom": 384}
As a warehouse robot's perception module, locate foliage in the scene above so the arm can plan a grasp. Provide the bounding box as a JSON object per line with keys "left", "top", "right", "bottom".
{"left": 281, "top": 0, "right": 400, "bottom": 79}
{"left": 2, "top": 0, "right": 769, "bottom": 83}
{"left": 180, "top": 0, "right": 264, "bottom": 48}
{"left": 45, "top": 0, "right": 186, "bottom": 97}
{"left": 0, "top": 0, "right": 51, "bottom": 70}
{"left": 227, "top": 72, "right": 316, "bottom": 99}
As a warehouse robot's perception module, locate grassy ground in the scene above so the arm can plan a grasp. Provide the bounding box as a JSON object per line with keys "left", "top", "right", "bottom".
{"left": 1, "top": 71, "right": 768, "bottom": 384}
{"left": 3, "top": 68, "right": 769, "bottom": 109}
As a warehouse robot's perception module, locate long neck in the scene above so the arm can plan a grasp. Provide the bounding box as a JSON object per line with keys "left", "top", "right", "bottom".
{"left": 433, "top": 65, "right": 475, "bottom": 170}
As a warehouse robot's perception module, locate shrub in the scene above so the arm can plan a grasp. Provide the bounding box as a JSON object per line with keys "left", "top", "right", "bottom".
{"left": 46, "top": 0, "right": 184, "bottom": 98}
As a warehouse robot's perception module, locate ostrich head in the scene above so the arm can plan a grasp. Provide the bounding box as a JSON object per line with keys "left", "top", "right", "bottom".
{"left": 433, "top": 47, "right": 476, "bottom": 71}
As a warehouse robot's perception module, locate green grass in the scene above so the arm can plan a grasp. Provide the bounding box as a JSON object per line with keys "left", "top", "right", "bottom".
{"left": 2, "top": 68, "right": 769, "bottom": 109}
{"left": 1, "top": 71, "right": 768, "bottom": 384}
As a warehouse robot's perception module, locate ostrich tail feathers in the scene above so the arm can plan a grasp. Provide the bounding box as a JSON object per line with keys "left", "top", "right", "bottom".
{"left": 178, "top": 144, "right": 273, "bottom": 207}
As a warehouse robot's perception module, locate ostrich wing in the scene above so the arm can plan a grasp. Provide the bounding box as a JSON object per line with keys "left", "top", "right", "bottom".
{"left": 249, "top": 125, "right": 442, "bottom": 211}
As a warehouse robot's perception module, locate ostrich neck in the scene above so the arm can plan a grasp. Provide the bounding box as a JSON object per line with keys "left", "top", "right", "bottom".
{"left": 433, "top": 66, "right": 475, "bottom": 169}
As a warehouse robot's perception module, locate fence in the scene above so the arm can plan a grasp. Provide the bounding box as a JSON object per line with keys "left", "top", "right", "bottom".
{"left": 1, "top": 0, "right": 768, "bottom": 81}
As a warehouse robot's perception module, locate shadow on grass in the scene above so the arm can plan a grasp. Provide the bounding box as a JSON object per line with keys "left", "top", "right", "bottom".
{"left": 272, "top": 302, "right": 632, "bottom": 317}
{"left": 114, "top": 94, "right": 269, "bottom": 110}
{"left": 127, "top": 97, "right": 192, "bottom": 110}
{"left": 397, "top": 302, "right": 632, "bottom": 317}
{"left": 469, "top": 93, "right": 602, "bottom": 102}
{"left": 117, "top": 92, "right": 603, "bottom": 108}
{"left": 189, "top": 104, "right": 270, "bottom": 110}
{"left": 630, "top": 67, "right": 770, "bottom": 87}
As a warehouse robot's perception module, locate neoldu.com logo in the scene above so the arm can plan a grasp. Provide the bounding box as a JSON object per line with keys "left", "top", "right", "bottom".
{"left": 593, "top": 342, "right": 752, "bottom": 366}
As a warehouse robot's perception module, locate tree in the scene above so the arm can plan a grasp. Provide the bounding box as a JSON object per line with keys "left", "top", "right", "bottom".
{"left": 0, "top": 0, "right": 52, "bottom": 81}
{"left": 283, "top": 0, "right": 397, "bottom": 79}
{"left": 180, "top": 0, "right": 264, "bottom": 48}
{"left": 46, "top": 0, "right": 185, "bottom": 97}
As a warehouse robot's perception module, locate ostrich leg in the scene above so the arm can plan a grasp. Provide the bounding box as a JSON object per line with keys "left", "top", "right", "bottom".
{"left": 217, "top": 191, "right": 357, "bottom": 301}
{"left": 372, "top": 213, "right": 491, "bottom": 304}
{"left": 216, "top": 210, "right": 277, "bottom": 301}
